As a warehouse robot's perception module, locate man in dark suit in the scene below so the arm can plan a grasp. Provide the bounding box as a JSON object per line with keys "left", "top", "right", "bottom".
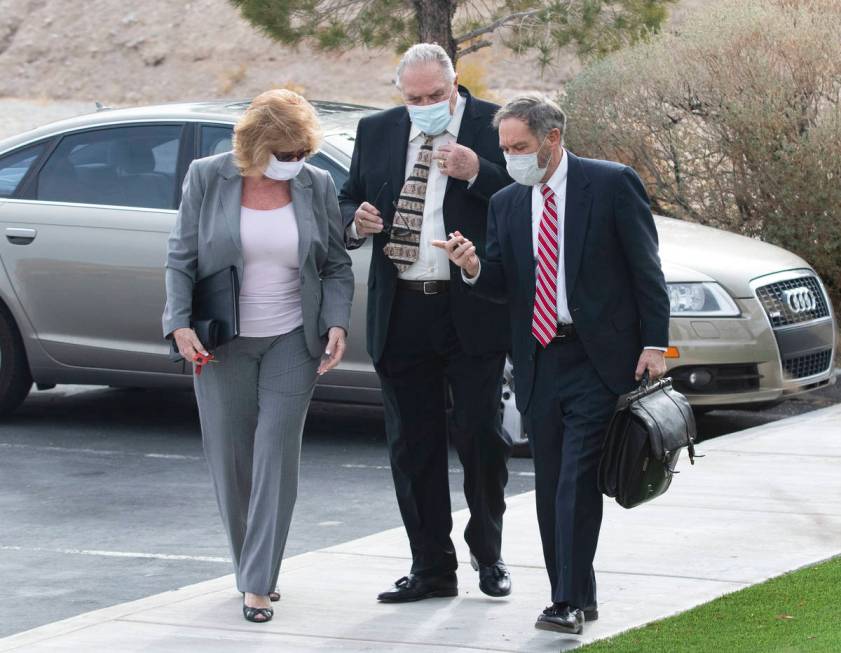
{"left": 338, "top": 43, "right": 514, "bottom": 602}
{"left": 435, "top": 94, "right": 670, "bottom": 634}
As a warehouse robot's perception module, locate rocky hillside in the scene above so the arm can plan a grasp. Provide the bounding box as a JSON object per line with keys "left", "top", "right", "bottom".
{"left": 0, "top": 0, "right": 702, "bottom": 108}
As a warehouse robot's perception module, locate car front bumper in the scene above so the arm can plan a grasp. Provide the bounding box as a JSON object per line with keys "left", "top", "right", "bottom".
{"left": 667, "top": 293, "right": 837, "bottom": 408}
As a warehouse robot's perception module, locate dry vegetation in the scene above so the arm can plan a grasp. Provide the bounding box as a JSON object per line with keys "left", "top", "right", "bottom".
{"left": 564, "top": 0, "right": 841, "bottom": 312}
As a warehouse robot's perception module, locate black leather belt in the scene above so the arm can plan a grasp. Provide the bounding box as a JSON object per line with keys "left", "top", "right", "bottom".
{"left": 397, "top": 280, "right": 450, "bottom": 295}
{"left": 552, "top": 323, "right": 577, "bottom": 341}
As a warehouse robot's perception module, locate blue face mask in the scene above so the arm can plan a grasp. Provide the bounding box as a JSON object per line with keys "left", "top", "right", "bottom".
{"left": 406, "top": 91, "right": 454, "bottom": 136}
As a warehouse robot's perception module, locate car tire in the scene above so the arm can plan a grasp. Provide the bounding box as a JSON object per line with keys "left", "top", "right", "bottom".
{"left": 0, "top": 307, "right": 33, "bottom": 416}
{"left": 511, "top": 440, "right": 531, "bottom": 458}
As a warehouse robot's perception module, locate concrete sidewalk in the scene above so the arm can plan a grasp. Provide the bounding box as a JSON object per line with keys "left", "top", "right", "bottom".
{"left": 2, "top": 404, "right": 840, "bottom": 652}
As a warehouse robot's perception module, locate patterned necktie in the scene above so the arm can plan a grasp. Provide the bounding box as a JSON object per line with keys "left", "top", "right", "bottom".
{"left": 383, "top": 134, "right": 434, "bottom": 272}
{"left": 532, "top": 184, "right": 560, "bottom": 347}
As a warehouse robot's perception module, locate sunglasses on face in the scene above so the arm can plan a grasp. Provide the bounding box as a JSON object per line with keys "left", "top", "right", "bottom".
{"left": 274, "top": 150, "right": 307, "bottom": 162}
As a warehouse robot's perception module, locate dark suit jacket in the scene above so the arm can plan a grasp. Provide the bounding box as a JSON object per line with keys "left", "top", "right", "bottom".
{"left": 338, "top": 87, "right": 512, "bottom": 363}
{"left": 470, "top": 151, "right": 670, "bottom": 411}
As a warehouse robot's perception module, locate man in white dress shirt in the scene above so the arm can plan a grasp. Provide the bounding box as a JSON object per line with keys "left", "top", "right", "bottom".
{"left": 338, "top": 43, "right": 514, "bottom": 603}
{"left": 434, "top": 94, "right": 671, "bottom": 635}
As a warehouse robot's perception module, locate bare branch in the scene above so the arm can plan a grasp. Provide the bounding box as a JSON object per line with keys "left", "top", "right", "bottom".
{"left": 457, "top": 38, "right": 492, "bottom": 57}
{"left": 454, "top": 9, "right": 544, "bottom": 45}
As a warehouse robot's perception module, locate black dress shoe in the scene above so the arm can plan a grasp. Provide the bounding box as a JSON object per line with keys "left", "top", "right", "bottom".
{"left": 470, "top": 553, "right": 511, "bottom": 597}
{"left": 535, "top": 604, "right": 585, "bottom": 635}
{"left": 377, "top": 573, "right": 458, "bottom": 603}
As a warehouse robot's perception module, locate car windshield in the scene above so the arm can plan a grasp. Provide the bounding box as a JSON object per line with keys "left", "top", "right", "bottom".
{"left": 323, "top": 132, "right": 357, "bottom": 160}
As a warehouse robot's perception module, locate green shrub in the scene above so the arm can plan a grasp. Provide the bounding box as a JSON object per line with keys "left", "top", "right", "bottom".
{"left": 562, "top": 0, "right": 841, "bottom": 314}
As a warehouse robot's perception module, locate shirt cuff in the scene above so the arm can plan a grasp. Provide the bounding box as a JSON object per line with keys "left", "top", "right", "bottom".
{"left": 466, "top": 172, "right": 478, "bottom": 188}
{"left": 347, "top": 220, "right": 361, "bottom": 240}
{"left": 644, "top": 346, "right": 668, "bottom": 352}
{"left": 461, "top": 260, "right": 481, "bottom": 285}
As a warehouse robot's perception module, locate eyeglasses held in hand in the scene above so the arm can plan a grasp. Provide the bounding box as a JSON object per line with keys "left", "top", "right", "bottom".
{"left": 382, "top": 200, "right": 414, "bottom": 239}
{"left": 370, "top": 181, "right": 414, "bottom": 239}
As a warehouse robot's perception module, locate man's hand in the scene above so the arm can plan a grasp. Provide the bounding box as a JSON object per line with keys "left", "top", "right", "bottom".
{"left": 431, "top": 231, "right": 480, "bottom": 278}
{"left": 635, "top": 349, "right": 667, "bottom": 382}
{"left": 318, "top": 327, "right": 347, "bottom": 376}
{"left": 354, "top": 201, "right": 383, "bottom": 236}
{"left": 433, "top": 144, "right": 480, "bottom": 181}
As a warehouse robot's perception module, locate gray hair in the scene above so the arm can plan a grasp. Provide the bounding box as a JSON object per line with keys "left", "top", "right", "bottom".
{"left": 493, "top": 94, "right": 566, "bottom": 141}
{"left": 396, "top": 43, "right": 456, "bottom": 89}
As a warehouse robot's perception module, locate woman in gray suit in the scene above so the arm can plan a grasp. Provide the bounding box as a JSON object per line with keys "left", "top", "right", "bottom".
{"left": 162, "top": 89, "right": 353, "bottom": 623}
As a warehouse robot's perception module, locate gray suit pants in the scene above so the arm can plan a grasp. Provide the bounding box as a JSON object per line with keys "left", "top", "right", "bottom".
{"left": 193, "top": 327, "right": 319, "bottom": 595}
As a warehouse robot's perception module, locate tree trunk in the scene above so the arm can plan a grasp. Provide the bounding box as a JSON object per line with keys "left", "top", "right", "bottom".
{"left": 412, "top": 0, "right": 457, "bottom": 62}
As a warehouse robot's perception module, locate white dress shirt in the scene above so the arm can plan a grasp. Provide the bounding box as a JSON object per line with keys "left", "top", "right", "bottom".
{"left": 532, "top": 151, "right": 572, "bottom": 323}
{"left": 351, "top": 93, "right": 476, "bottom": 281}
{"left": 464, "top": 150, "right": 572, "bottom": 323}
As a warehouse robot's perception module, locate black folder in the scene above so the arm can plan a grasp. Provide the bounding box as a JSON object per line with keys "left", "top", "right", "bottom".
{"left": 168, "top": 266, "right": 240, "bottom": 362}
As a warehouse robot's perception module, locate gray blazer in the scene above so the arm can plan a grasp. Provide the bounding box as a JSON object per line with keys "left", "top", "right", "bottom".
{"left": 162, "top": 152, "right": 354, "bottom": 358}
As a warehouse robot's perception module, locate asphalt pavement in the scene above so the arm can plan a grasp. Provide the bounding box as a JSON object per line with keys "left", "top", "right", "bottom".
{"left": 4, "top": 401, "right": 841, "bottom": 652}
{"left": 0, "top": 378, "right": 838, "bottom": 638}
{"left": 0, "top": 385, "right": 537, "bottom": 637}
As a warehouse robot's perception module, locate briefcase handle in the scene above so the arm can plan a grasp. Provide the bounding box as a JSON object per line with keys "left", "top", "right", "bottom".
{"left": 628, "top": 371, "right": 702, "bottom": 465}
{"left": 625, "top": 371, "right": 670, "bottom": 404}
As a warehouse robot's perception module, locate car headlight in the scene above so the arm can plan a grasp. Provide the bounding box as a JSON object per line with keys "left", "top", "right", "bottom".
{"left": 668, "top": 282, "right": 740, "bottom": 317}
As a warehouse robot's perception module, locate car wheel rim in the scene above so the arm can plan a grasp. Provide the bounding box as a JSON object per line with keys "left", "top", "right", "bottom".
{"left": 500, "top": 359, "right": 527, "bottom": 447}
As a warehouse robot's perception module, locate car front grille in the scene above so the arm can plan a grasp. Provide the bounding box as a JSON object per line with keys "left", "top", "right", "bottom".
{"left": 782, "top": 350, "right": 833, "bottom": 379}
{"left": 755, "top": 275, "right": 830, "bottom": 327}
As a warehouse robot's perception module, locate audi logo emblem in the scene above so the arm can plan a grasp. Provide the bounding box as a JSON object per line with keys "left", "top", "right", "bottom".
{"left": 783, "top": 287, "right": 817, "bottom": 313}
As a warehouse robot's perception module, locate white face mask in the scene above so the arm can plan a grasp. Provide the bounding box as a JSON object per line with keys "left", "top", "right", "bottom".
{"left": 263, "top": 153, "right": 305, "bottom": 181}
{"left": 504, "top": 137, "right": 550, "bottom": 186}
{"left": 406, "top": 89, "right": 454, "bottom": 136}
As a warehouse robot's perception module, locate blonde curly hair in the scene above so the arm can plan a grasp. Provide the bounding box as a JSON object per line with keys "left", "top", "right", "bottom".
{"left": 233, "top": 89, "right": 322, "bottom": 177}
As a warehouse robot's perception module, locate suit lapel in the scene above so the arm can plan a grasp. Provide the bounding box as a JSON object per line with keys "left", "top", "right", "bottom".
{"left": 291, "top": 168, "right": 314, "bottom": 273}
{"left": 219, "top": 153, "right": 243, "bottom": 251}
{"left": 390, "top": 111, "right": 411, "bottom": 206}
{"left": 563, "top": 152, "right": 593, "bottom": 300}
{"left": 445, "top": 86, "right": 480, "bottom": 199}
{"left": 509, "top": 184, "right": 536, "bottom": 288}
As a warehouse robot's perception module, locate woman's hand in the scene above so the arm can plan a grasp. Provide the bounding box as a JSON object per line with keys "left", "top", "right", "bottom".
{"left": 173, "top": 327, "right": 208, "bottom": 361}
{"left": 318, "top": 327, "right": 347, "bottom": 375}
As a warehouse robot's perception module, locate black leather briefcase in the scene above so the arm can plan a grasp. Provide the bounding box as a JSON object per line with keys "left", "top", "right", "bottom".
{"left": 168, "top": 266, "right": 240, "bottom": 362}
{"left": 598, "top": 375, "right": 698, "bottom": 509}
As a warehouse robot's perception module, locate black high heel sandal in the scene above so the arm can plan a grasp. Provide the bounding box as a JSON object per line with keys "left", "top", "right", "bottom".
{"left": 242, "top": 599, "right": 274, "bottom": 623}
{"left": 242, "top": 589, "right": 281, "bottom": 602}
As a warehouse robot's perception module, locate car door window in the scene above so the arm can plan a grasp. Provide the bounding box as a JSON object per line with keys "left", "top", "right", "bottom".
{"left": 199, "top": 125, "right": 233, "bottom": 157}
{"left": 35, "top": 125, "right": 182, "bottom": 209}
{"left": 0, "top": 143, "right": 45, "bottom": 198}
{"left": 308, "top": 152, "right": 348, "bottom": 194}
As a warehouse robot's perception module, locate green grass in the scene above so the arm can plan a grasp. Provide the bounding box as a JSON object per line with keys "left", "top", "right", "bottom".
{"left": 580, "top": 556, "right": 841, "bottom": 652}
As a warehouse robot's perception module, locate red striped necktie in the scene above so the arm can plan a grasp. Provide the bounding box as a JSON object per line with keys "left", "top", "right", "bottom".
{"left": 532, "top": 184, "right": 559, "bottom": 347}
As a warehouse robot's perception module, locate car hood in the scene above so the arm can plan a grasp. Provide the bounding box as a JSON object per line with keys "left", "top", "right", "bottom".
{"left": 655, "top": 216, "right": 812, "bottom": 297}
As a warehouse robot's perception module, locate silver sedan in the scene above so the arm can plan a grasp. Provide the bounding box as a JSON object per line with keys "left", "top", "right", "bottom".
{"left": 0, "top": 101, "right": 836, "bottom": 450}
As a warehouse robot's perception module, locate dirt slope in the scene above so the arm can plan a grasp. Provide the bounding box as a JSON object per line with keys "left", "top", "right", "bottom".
{"left": 0, "top": 0, "right": 702, "bottom": 107}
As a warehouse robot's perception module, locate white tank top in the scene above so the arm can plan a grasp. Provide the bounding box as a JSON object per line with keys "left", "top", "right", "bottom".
{"left": 238, "top": 204, "right": 304, "bottom": 337}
